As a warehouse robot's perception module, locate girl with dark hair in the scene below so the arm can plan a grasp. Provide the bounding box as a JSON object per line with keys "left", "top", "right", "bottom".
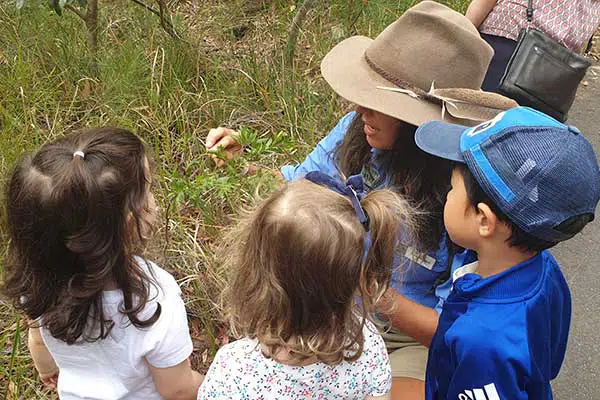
{"left": 198, "top": 176, "right": 416, "bottom": 399}
{"left": 2, "top": 128, "right": 203, "bottom": 399}
{"left": 205, "top": 2, "right": 517, "bottom": 399}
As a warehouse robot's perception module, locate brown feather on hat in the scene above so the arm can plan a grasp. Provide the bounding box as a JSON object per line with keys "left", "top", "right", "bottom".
{"left": 320, "top": 1, "right": 518, "bottom": 127}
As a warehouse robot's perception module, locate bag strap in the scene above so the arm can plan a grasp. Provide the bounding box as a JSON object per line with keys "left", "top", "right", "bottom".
{"left": 585, "top": 36, "right": 594, "bottom": 55}
{"left": 527, "top": 0, "right": 533, "bottom": 25}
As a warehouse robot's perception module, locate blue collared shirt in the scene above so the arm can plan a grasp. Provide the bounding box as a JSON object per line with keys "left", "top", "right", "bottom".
{"left": 281, "top": 112, "right": 454, "bottom": 309}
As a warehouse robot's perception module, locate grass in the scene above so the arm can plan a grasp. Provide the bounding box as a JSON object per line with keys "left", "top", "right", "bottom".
{"left": 0, "top": 0, "right": 469, "bottom": 397}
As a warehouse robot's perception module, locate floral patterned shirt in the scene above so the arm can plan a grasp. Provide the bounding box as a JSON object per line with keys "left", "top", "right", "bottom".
{"left": 479, "top": 0, "right": 600, "bottom": 52}
{"left": 197, "top": 322, "right": 391, "bottom": 399}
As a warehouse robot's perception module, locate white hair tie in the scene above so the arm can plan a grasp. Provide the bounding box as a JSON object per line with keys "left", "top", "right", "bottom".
{"left": 73, "top": 151, "right": 85, "bottom": 159}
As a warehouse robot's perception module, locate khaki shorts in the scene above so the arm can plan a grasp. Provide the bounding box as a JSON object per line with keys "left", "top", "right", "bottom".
{"left": 380, "top": 328, "right": 428, "bottom": 381}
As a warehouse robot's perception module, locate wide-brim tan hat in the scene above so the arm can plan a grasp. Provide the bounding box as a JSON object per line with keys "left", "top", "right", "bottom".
{"left": 321, "top": 1, "right": 518, "bottom": 126}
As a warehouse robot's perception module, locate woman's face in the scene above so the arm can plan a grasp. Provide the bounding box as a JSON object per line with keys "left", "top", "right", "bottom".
{"left": 354, "top": 105, "right": 404, "bottom": 150}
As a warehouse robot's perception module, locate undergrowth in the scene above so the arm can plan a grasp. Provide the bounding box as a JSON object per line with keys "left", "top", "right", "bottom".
{"left": 0, "top": 0, "right": 469, "bottom": 397}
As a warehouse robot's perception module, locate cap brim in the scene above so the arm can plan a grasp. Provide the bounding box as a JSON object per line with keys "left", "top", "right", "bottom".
{"left": 321, "top": 36, "right": 454, "bottom": 127}
{"left": 415, "top": 121, "right": 467, "bottom": 162}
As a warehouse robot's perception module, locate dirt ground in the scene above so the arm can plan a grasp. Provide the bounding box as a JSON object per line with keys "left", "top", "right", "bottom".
{"left": 550, "top": 59, "right": 600, "bottom": 399}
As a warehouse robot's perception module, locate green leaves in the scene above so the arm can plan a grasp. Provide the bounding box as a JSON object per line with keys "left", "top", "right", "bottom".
{"left": 48, "top": 0, "right": 63, "bottom": 15}
{"left": 48, "top": 0, "right": 78, "bottom": 16}
{"left": 14, "top": 0, "right": 84, "bottom": 16}
{"left": 237, "top": 127, "right": 296, "bottom": 161}
{"left": 15, "top": 0, "right": 64, "bottom": 14}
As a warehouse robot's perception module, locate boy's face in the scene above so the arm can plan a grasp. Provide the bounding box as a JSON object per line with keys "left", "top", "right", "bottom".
{"left": 444, "top": 167, "right": 480, "bottom": 249}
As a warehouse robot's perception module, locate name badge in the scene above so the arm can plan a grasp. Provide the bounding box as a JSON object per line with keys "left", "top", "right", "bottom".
{"left": 404, "top": 247, "right": 437, "bottom": 270}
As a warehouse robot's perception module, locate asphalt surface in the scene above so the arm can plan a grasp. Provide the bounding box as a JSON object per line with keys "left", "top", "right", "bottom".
{"left": 551, "top": 66, "right": 600, "bottom": 399}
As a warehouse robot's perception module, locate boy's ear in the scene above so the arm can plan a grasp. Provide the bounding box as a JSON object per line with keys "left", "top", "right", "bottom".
{"left": 476, "top": 203, "right": 498, "bottom": 238}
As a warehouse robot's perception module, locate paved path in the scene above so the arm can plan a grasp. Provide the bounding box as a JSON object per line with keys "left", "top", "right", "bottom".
{"left": 552, "top": 66, "right": 600, "bottom": 399}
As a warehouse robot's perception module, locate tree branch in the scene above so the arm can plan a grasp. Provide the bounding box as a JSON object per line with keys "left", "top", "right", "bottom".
{"left": 85, "top": 0, "right": 99, "bottom": 75}
{"left": 156, "top": 0, "right": 183, "bottom": 40}
{"left": 129, "top": 0, "right": 182, "bottom": 40}
{"left": 285, "top": 0, "right": 315, "bottom": 66}
{"left": 64, "top": 4, "right": 87, "bottom": 21}
{"left": 130, "top": 0, "right": 160, "bottom": 16}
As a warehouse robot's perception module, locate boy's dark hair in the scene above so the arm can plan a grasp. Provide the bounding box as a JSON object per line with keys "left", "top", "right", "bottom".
{"left": 455, "top": 163, "right": 558, "bottom": 252}
{"left": 456, "top": 164, "right": 586, "bottom": 253}
{"left": 2, "top": 128, "right": 160, "bottom": 344}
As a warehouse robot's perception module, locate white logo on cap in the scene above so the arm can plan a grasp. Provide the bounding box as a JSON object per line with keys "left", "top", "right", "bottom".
{"left": 466, "top": 112, "right": 506, "bottom": 137}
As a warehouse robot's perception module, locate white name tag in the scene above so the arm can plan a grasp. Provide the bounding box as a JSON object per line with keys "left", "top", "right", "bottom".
{"left": 404, "top": 247, "right": 437, "bottom": 270}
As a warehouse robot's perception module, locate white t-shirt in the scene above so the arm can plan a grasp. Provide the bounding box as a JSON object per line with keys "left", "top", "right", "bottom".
{"left": 40, "top": 257, "right": 193, "bottom": 400}
{"left": 197, "top": 321, "right": 391, "bottom": 399}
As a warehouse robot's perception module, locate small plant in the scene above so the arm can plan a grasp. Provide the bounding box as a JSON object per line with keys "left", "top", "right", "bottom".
{"left": 237, "top": 126, "right": 297, "bottom": 160}
{"left": 15, "top": 0, "right": 180, "bottom": 72}
{"left": 0, "top": 0, "right": 473, "bottom": 395}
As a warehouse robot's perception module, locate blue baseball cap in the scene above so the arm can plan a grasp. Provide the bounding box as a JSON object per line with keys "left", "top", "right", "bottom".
{"left": 415, "top": 107, "right": 600, "bottom": 242}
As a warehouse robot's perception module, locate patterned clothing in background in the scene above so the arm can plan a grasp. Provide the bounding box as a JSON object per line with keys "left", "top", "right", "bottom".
{"left": 480, "top": 0, "right": 600, "bottom": 52}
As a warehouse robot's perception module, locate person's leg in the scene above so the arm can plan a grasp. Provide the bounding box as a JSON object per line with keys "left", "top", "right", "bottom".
{"left": 386, "top": 343, "right": 428, "bottom": 400}
{"left": 480, "top": 33, "right": 518, "bottom": 92}
{"left": 391, "top": 377, "right": 424, "bottom": 400}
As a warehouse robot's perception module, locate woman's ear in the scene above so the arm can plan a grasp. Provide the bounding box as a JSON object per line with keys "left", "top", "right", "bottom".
{"left": 476, "top": 202, "right": 498, "bottom": 238}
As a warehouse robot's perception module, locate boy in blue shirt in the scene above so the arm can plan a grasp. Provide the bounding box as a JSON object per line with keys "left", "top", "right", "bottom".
{"left": 414, "top": 107, "right": 600, "bottom": 399}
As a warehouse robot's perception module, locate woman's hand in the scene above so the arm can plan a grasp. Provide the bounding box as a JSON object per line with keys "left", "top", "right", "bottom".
{"left": 205, "top": 127, "right": 243, "bottom": 166}
{"left": 205, "top": 126, "right": 284, "bottom": 180}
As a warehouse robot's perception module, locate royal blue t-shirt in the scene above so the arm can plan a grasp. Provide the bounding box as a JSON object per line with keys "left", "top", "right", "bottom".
{"left": 426, "top": 250, "right": 571, "bottom": 399}
{"left": 281, "top": 112, "right": 451, "bottom": 309}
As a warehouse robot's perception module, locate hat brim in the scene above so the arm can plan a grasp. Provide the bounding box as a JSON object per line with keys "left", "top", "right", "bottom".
{"left": 415, "top": 121, "right": 466, "bottom": 162}
{"left": 321, "top": 36, "right": 454, "bottom": 127}
{"left": 321, "top": 36, "right": 516, "bottom": 127}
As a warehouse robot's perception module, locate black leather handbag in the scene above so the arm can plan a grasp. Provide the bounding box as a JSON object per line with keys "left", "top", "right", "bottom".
{"left": 498, "top": 0, "right": 591, "bottom": 122}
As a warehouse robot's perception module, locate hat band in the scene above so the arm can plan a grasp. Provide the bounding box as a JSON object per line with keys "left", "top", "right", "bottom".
{"left": 363, "top": 54, "right": 519, "bottom": 122}
{"left": 364, "top": 53, "right": 436, "bottom": 101}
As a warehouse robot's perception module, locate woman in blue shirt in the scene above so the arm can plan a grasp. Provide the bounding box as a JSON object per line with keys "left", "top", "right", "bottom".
{"left": 205, "top": 2, "right": 516, "bottom": 398}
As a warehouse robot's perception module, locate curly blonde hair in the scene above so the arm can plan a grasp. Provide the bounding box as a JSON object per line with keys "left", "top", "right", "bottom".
{"left": 221, "top": 179, "right": 416, "bottom": 364}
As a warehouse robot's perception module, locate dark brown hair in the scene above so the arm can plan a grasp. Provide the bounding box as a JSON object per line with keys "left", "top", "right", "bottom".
{"left": 2, "top": 127, "right": 160, "bottom": 344}
{"left": 222, "top": 179, "right": 415, "bottom": 364}
{"left": 336, "top": 113, "right": 453, "bottom": 253}
{"left": 456, "top": 164, "right": 592, "bottom": 252}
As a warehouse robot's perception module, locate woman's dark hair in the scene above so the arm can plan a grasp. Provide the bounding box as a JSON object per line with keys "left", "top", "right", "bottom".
{"left": 455, "top": 163, "right": 583, "bottom": 252}
{"left": 335, "top": 113, "right": 453, "bottom": 252}
{"left": 2, "top": 127, "right": 160, "bottom": 344}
